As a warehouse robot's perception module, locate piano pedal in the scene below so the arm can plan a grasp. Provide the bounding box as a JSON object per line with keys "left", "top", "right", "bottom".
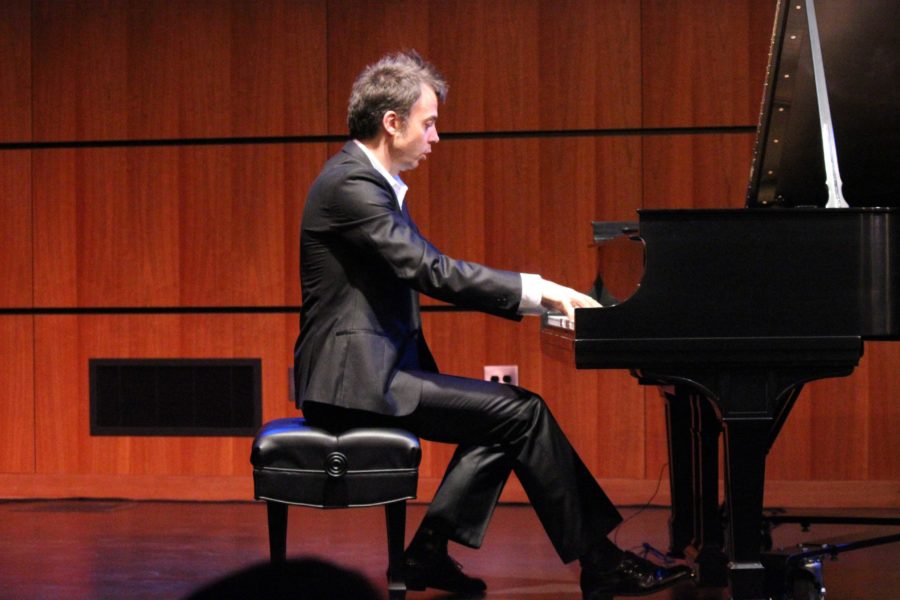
{"left": 639, "top": 542, "right": 676, "bottom": 564}
{"left": 637, "top": 542, "right": 730, "bottom": 591}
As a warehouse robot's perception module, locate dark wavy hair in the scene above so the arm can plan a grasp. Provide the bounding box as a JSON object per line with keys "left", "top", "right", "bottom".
{"left": 347, "top": 50, "right": 448, "bottom": 140}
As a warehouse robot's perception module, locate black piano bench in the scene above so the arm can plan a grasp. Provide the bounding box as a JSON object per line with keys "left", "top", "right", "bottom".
{"left": 250, "top": 417, "right": 421, "bottom": 600}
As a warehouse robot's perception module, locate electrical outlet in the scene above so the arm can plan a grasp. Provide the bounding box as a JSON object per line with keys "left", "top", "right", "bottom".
{"left": 483, "top": 364, "right": 518, "bottom": 386}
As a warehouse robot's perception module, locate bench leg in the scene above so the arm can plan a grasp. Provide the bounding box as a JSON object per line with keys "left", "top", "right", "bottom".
{"left": 266, "top": 501, "right": 288, "bottom": 563}
{"left": 385, "top": 501, "right": 407, "bottom": 600}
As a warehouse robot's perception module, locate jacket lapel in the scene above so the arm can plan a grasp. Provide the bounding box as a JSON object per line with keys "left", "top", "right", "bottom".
{"left": 340, "top": 141, "right": 402, "bottom": 213}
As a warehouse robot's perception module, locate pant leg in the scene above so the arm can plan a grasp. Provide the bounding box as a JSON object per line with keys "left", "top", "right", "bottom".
{"left": 393, "top": 370, "right": 623, "bottom": 563}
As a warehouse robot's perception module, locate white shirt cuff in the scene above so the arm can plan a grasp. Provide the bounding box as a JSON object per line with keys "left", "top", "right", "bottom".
{"left": 518, "top": 273, "right": 545, "bottom": 314}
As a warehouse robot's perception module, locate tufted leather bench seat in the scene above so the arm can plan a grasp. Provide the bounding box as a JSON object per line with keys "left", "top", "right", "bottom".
{"left": 251, "top": 417, "right": 421, "bottom": 599}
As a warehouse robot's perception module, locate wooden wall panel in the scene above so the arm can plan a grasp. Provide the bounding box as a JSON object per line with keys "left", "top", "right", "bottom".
{"left": 767, "top": 359, "right": 876, "bottom": 482}
{"left": 32, "top": 0, "right": 327, "bottom": 141}
{"left": 0, "top": 153, "right": 31, "bottom": 475}
{"left": 0, "top": 0, "right": 31, "bottom": 142}
{"left": 427, "top": 0, "right": 489, "bottom": 133}
{"left": 642, "top": 0, "right": 777, "bottom": 128}
{"left": 642, "top": 133, "right": 757, "bottom": 209}
{"left": 481, "top": 1, "right": 541, "bottom": 132}
{"left": 422, "top": 140, "right": 487, "bottom": 267}
{"left": 4, "top": 0, "right": 895, "bottom": 506}
{"left": 430, "top": 0, "right": 641, "bottom": 133}
{"left": 330, "top": 0, "right": 639, "bottom": 135}
{"left": 30, "top": 149, "right": 78, "bottom": 307}
{"left": 33, "top": 144, "right": 324, "bottom": 308}
{"left": 0, "top": 317, "right": 35, "bottom": 473}
{"left": 33, "top": 147, "right": 179, "bottom": 307}
{"left": 32, "top": 0, "right": 128, "bottom": 141}
{"left": 869, "top": 342, "right": 900, "bottom": 478}
{"left": 33, "top": 314, "right": 296, "bottom": 476}
{"left": 483, "top": 137, "right": 543, "bottom": 389}
{"left": 808, "top": 368, "right": 871, "bottom": 480}
{"left": 283, "top": 144, "right": 321, "bottom": 305}
{"left": 230, "top": 1, "right": 328, "bottom": 138}
{"left": 537, "top": 0, "right": 642, "bottom": 130}
{"left": 766, "top": 386, "right": 815, "bottom": 480}
{"left": 0, "top": 151, "right": 32, "bottom": 307}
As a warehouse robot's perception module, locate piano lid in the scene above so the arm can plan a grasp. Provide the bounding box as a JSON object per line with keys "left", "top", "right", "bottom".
{"left": 746, "top": 0, "right": 900, "bottom": 208}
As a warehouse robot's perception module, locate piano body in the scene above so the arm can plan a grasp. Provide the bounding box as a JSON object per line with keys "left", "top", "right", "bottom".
{"left": 543, "top": 1, "right": 899, "bottom": 599}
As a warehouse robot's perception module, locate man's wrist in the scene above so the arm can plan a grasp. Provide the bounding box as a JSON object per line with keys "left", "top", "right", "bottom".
{"left": 519, "top": 273, "right": 545, "bottom": 314}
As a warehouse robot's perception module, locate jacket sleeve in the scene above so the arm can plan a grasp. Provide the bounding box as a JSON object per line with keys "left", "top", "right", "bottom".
{"left": 326, "top": 166, "right": 524, "bottom": 318}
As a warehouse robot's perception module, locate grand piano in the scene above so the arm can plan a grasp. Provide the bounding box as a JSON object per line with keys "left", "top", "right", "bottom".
{"left": 542, "top": 1, "right": 898, "bottom": 599}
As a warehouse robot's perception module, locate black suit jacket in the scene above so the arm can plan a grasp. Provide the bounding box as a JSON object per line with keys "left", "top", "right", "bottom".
{"left": 294, "top": 142, "right": 523, "bottom": 416}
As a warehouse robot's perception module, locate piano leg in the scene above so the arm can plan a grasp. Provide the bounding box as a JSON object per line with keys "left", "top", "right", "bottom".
{"left": 664, "top": 386, "right": 728, "bottom": 586}
{"left": 663, "top": 387, "right": 694, "bottom": 557}
{"left": 640, "top": 359, "right": 858, "bottom": 600}
{"left": 693, "top": 394, "right": 728, "bottom": 585}
{"left": 722, "top": 417, "right": 771, "bottom": 600}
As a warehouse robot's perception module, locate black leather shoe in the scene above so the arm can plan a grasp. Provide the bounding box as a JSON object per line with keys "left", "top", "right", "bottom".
{"left": 581, "top": 551, "right": 693, "bottom": 598}
{"left": 403, "top": 550, "right": 486, "bottom": 596}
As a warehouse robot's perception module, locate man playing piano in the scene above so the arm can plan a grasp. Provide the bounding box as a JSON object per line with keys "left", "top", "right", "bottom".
{"left": 293, "top": 50, "right": 692, "bottom": 599}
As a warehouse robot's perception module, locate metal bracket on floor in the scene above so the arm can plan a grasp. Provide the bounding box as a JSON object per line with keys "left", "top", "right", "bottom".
{"left": 761, "top": 508, "right": 900, "bottom": 600}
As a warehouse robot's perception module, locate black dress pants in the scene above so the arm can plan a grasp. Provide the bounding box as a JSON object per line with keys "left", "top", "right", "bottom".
{"left": 302, "top": 370, "right": 623, "bottom": 563}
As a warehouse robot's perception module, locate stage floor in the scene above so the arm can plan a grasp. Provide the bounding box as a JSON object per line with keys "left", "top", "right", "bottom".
{"left": 0, "top": 500, "right": 897, "bottom": 599}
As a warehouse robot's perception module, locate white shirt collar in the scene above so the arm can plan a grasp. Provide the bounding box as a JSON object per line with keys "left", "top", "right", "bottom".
{"left": 353, "top": 139, "right": 408, "bottom": 207}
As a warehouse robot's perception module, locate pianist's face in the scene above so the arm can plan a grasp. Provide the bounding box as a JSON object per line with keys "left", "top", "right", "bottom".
{"left": 389, "top": 83, "right": 440, "bottom": 174}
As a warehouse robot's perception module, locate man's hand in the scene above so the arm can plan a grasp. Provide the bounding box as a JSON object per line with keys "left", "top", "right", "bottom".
{"left": 539, "top": 280, "right": 601, "bottom": 320}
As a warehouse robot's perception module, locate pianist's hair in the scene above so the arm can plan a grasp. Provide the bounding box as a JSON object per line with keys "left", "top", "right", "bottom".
{"left": 348, "top": 50, "right": 448, "bottom": 141}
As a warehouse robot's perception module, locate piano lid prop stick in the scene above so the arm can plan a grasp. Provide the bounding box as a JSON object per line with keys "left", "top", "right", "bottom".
{"left": 805, "top": 0, "right": 849, "bottom": 208}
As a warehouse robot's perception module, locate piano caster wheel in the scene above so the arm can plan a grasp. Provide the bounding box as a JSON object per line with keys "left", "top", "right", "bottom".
{"left": 787, "top": 560, "right": 826, "bottom": 600}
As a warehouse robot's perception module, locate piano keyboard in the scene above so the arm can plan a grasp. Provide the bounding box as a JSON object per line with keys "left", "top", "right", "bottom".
{"left": 543, "top": 312, "right": 575, "bottom": 332}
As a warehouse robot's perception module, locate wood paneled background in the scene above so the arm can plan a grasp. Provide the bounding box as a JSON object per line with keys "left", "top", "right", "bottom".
{"left": 1, "top": 0, "right": 897, "bottom": 508}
